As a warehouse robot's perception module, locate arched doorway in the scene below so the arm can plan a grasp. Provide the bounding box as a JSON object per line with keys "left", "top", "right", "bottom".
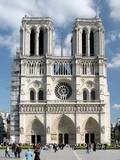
{"left": 51, "top": 115, "right": 76, "bottom": 144}
{"left": 85, "top": 117, "right": 100, "bottom": 143}
{"left": 31, "top": 118, "right": 45, "bottom": 144}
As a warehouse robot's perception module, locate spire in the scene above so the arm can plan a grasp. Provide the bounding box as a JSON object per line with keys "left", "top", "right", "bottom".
{"left": 61, "top": 31, "right": 64, "bottom": 57}
{"left": 96, "top": 6, "right": 100, "bottom": 18}
{"left": 95, "top": 0, "right": 101, "bottom": 19}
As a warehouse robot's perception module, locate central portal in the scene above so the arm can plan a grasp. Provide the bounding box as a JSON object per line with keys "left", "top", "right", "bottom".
{"left": 59, "top": 133, "right": 69, "bottom": 144}
{"left": 51, "top": 114, "right": 76, "bottom": 144}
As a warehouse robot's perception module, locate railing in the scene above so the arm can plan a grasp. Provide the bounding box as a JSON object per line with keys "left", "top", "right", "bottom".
{"left": 19, "top": 103, "right": 105, "bottom": 113}
{"left": 20, "top": 99, "right": 104, "bottom": 104}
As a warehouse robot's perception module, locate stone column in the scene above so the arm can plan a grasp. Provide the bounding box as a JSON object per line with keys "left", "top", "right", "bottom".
{"left": 20, "top": 27, "right": 23, "bottom": 54}
{"left": 75, "top": 28, "right": 78, "bottom": 55}
{"left": 95, "top": 29, "right": 99, "bottom": 56}
{"left": 47, "top": 27, "right": 50, "bottom": 55}
{"left": 87, "top": 28, "right": 90, "bottom": 57}
{"left": 78, "top": 28, "right": 82, "bottom": 56}
{"left": 49, "top": 27, "right": 52, "bottom": 55}
{"left": 22, "top": 27, "right": 25, "bottom": 56}
{"left": 101, "top": 29, "right": 105, "bottom": 56}
{"left": 98, "top": 28, "right": 104, "bottom": 56}
{"left": 35, "top": 27, "right": 39, "bottom": 56}
{"left": 25, "top": 27, "right": 30, "bottom": 56}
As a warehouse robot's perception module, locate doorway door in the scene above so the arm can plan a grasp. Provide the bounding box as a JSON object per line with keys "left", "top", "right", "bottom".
{"left": 64, "top": 133, "right": 69, "bottom": 144}
{"left": 90, "top": 133, "right": 95, "bottom": 143}
{"left": 85, "top": 133, "right": 89, "bottom": 144}
{"left": 59, "top": 133, "right": 63, "bottom": 144}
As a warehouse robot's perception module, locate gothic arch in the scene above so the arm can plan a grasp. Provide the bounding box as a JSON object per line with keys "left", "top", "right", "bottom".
{"left": 38, "top": 89, "right": 44, "bottom": 100}
{"left": 30, "top": 28, "right": 35, "bottom": 56}
{"left": 51, "top": 115, "right": 76, "bottom": 144}
{"left": 39, "top": 28, "right": 44, "bottom": 56}
{"left": 90, "top": 30, "right": 94, "bottom": 56}
{"left": 91, "top": 89, "right": 96, "bottom": 100}
{"left": 83, "top": 89, "right": 89, "bottom": 101}
{"left": 31, "top": 118, "right": 45, "bottom": 135}
{"left": 84, "top": 117, "right": 100, "bottom": 143}
{"left": 30, "top": 88, "right": 36, "bottom": 101}
{"left": 82, "top": 29, "right": 87, "bottom": 56}
{"left": 85, "top": 117, "right": 99, "bottom": 131}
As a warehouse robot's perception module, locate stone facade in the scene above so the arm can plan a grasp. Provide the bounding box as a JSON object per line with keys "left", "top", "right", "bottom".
{"left": 10, "top": 16, "right": 111, "bottom": 145}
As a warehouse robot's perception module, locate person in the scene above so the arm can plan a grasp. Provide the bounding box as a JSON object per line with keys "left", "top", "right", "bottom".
{"left": 93, "top": 143, "right": 96, "bottom": 151}
{"left": 86, "top": 143, "right": 90, "bottom": 153}
{"left": 5, "top": 144, "right": 10, "bottom": 157}
{"left": 53, "top": 144, "right": 57, "bottom": 152}
{"left": 34, "top": 144, "right": 41, "bottom": 160}
{"left": 25, "top": 149, "right": 33, "bottom": 160}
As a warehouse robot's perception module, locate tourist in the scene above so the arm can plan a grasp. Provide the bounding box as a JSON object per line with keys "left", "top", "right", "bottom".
{"left": 93, "top": 143, "right": 96, "bottom": 151}
{"left": 25, "top": 149, "right": 33, "bottom": 160}
{"left": 15, "top": 143, "right": 22, "bottom": 158}
{"left": 34, "top": 144, "right": 41, "bottom": 160}
{"left": 86, "top": 143, "right": 90, "bottom": 153}
{"left": 5, "top": 144, "right": 10, "bottom": 157}
{"left": 53, "top": 144, "right": 57, "bottom": 152}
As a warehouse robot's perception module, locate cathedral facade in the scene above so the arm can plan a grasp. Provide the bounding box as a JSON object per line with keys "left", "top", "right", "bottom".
{"left": 10, "top": 16, "right": 111, "bottom": 145}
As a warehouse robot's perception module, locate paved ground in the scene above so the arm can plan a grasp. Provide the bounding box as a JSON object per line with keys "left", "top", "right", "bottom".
{"left": 75, "top": 149, "right": 120, "bottom": 160}
{"left": 0, "top": 148, "right": 120, "bottom": 160}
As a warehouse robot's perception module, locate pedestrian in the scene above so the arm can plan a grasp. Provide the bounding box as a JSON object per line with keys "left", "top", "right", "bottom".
{"left": 93, "top": 143, "right": 96, "bottom": 151}
{"left": 25, "top": 149, "right": 33, "bottom": 160}
{"left": 53, "top": 144, "right": 57, "bottom": 152}
{"left": 86, "top": 143, "right": 90, "bottom": 153}
{"left": 34, "top": 144, "right": 41, "bottom": 160}
{"left": 17, "top": 144, "right": 22, "bottom": 158}
{"left": 5, "top": 144, "right": 10, "bottom": 157}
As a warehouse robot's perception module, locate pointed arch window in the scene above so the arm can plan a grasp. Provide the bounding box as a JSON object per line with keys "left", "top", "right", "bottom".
{"left": 90, "top": 63, "right": 95, "bottom": 75}
{"left": 82, "top": 30, "right": 86, "bottom": 56}
{"left": 30, "top": 90, "right": 35, "bottom": 101}
{"left": 30, "top": 29, "right": 35, "bottom": 56}
{"left": 91, "top": 90, "right": 96, "bottom": 100}
{"left": 90, "top": 30, "right": 94, "bottom": 56}
{"left": 39, "top": 29, "right": 44, "bottom": 56}
{"left": 83, "top": 90, "right": 88, "bottom": 101}
{"left": 38, "top": 90, "right": 44, "bottom": 100}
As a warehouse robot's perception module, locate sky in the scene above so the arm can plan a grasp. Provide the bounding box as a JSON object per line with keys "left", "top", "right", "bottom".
{"left": 0, "top": 0, "right": 120, "bottom": 123}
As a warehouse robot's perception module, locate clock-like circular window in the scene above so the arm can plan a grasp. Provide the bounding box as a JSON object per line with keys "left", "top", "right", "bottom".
{"left": 55, "top": 82, "right": 72, "bottom": 100}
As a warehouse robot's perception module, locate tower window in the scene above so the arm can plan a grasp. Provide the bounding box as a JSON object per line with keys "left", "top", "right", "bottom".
{"left": 30, "top": 29, "right": 35, "bottom": 56}
{"left": 82, "top": 30, "right": 86, "bottom": 56}
{"left": 90, "top": 31, "right": 94, "bottom": 56}
{"left": 91, "top": 90, "right": 96, "bottom": 100}
{"left": 83, "top": 64, "right": 87, "bottom": 75}
{"left": 38, "top": 90, "right": 44, "bottom": 100}
{"left": 39, "top": 29, "right": 44, "bottom": 56}
{"left": 30, "top": 90, "right": 35, "bottom": 101}
{"left": 83, "top": 90, "right": 88, "bottom": 101}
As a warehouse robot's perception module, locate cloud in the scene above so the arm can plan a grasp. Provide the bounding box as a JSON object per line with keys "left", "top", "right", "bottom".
{"left": 107, "top": 0, "right": 120, "bottom": 21}
{"left": 112, "top": 104, "right": 120, "bottom": 109}
{"left": 0, "top": 0, "right": 96, "bottom": 29}
{"left": 0, "top": 32, "right": 19, "bottom": 56}
{"left": 108, "top": 53, "right": 120, "bottom": 68}
{"left": 54, "top": 33, "right": 72, "bottom": 56}
{"left": 0, "top": 0, "right": 96, "bottom": 56}
{"left": 105, "top": 30, "right": 120, "bottom": 45}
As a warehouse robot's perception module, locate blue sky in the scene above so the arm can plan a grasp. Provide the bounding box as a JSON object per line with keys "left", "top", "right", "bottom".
{"left": 0, "top": 0, "right": 120, "bottom": 123}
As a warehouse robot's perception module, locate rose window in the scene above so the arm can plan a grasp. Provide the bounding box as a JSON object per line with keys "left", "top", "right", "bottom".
{"left": 55, "top": 82, "right": 72, "bottom": 100}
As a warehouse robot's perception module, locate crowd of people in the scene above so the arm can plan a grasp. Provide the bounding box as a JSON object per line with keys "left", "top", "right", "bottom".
{"left": 5, "top": 143, "right": 22, "bottom": 158}
{"left": 4, "top": 142, "right": 108, "bottom": 159}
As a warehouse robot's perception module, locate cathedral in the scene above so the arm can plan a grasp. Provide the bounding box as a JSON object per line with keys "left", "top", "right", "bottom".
{"left": 10, "top": 16, "right": 111, "bottom": 145}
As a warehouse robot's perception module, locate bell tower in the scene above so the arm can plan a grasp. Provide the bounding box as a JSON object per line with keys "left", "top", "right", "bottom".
{"left": 20, "top": 16, "right": 55, "bottom": 57}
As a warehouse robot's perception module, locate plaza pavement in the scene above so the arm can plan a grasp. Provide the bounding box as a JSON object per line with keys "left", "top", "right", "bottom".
{"left": 0, "top": 148, "right": 120, "bottom": 160}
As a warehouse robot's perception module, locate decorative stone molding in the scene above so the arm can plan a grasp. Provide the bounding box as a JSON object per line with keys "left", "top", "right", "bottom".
{"left": 19, "top": 103, "right": 104, "bottom": 113}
